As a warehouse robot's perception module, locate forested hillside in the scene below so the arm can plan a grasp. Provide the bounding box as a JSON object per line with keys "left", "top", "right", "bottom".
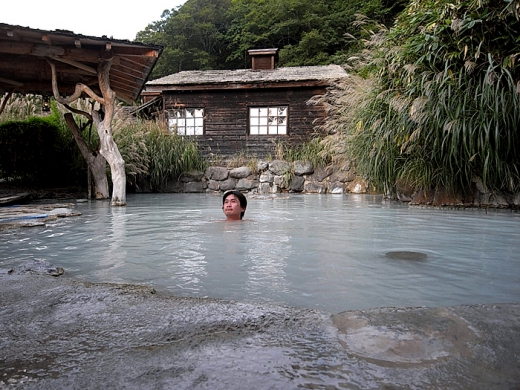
{"left": 136, "top": 0, "right": 408, "bottom": 78}
{"left": 136, "top": 0, "right": 519, "bottom": 202}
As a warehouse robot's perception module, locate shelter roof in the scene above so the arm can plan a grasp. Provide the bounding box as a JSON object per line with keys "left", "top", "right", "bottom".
{"left": 0, "top": 23, "right": 163, "bottom": 103}
{"left": 145, "top": 64, "right": 348, "bottom": 91}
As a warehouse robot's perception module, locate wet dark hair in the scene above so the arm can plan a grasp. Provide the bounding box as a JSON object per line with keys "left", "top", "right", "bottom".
{"left": 222, "top": 190, "right": 247, "bottom": 219}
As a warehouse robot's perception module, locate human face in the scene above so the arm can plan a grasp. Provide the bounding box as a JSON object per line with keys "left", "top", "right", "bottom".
{"left": 223, "top": 194, "right": 245, "bottom": 221}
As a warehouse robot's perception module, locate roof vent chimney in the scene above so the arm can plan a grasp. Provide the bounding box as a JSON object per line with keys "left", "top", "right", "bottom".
{"left": 248, "top": 48, "right": 278, "bottom": 71}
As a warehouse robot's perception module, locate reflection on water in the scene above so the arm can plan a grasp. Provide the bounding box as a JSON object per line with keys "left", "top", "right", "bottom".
{"left": 1, "top": 193, "right": 519, "bottom": 313}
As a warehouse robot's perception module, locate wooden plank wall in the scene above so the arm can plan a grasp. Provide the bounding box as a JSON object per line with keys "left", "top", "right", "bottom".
{"left": 163, "top": 86, "right": 328, "bottom": 158}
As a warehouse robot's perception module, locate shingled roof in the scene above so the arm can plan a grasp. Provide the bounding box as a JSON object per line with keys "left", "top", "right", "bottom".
{"left": 145, "top": 64, "right": 348, "bottom": 91}
{"left": 0, "top": 23, "right": 163, "bottom": 103}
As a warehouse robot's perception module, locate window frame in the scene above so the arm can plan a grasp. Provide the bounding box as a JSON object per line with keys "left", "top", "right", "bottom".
{"left": 167, "top": 107, "right": 205, "bottom": 136}
{"left": 248, "top": 105, "right": 288, "bottom": 135}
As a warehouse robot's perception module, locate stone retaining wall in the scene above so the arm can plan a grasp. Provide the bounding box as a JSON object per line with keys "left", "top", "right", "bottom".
{"left": 138, "top": 159, "right": 368, "bottom": 195}
{"left": 135, "top": 159, "right": 520, "bottom": 208}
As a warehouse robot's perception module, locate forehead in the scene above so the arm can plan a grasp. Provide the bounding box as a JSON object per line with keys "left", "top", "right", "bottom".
{"left": 224, "top": 194, "right": 239, "bottom": 202}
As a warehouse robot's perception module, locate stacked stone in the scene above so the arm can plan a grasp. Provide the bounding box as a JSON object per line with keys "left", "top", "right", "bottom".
{"left": 177, "top": 159, "right": 367, "bottom": 194}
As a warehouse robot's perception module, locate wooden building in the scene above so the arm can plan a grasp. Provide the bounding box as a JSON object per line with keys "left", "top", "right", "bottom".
{"left": 142, "top": 49, "right": 348, "bottom": 158}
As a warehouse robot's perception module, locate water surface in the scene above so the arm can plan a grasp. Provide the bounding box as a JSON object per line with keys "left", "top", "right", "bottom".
{"left": 2, "top": 193, "right": 519, "bottom": 313}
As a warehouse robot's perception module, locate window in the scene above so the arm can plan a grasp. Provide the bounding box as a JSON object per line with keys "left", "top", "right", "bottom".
{"left": 168, "top": 108, "right": 204, "bottom": 135}
{"left": 249, "top": 106, "right": 287, "bottom": 135}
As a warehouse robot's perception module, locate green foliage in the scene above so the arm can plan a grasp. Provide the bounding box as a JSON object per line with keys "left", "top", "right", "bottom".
{"left": 342, "top": 0, "right": 520, "bottom": 195}
{"left": 272, "top": 138, "right": 331, "bottom": 168}
{"left": 136, "top": 0, "right": 407, "bottom": 77}
{"left": 114, "top": 118, "right": 207, "bottom": 191}
{"left": 146, "top": 126, "right": 207, "bottom": 190}
{"left": 0, "top": 116, "right": 86, "bottom": 186}
{"left": 136, "top": 0, "right": 233, "bottom": 78}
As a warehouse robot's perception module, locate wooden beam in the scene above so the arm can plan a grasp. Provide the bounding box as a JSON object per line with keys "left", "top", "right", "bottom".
{"left": 146, "top": 81, "right": 331, "bottom": 91}
{"left": 48, "top": 56, "right": 97, "bottom": 75}
{"left": 0, "top": 76, "right": 24, "bottom": 87}
{"left": 0, "top": 41, "right": 65, "bottom": 56}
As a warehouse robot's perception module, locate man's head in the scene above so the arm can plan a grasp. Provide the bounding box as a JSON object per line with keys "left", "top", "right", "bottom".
{"left": 222, "top": 190, "right": 247, "bottom": 220}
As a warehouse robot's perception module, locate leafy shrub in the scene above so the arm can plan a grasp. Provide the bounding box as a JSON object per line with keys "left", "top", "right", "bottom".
{"left": 0, "top": 117, "right": 85, "bottom": 186}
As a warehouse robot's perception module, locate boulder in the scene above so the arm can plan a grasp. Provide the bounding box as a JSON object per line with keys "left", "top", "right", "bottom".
{"left": 293, "top": 160, "right": 314, "bottom": 176}
{"left": 207, "top": 180, "right": 220, "bottom": 191}
{"left": 513, "top": 193, "right": 520, "bottom": 206}
{"left": 274, "top": 175, "right": 286, "bottom": 188}
{"left": 330, "top": 183, "right": 344, "bottom": 194}
{"left": 162, "top": 180, "right": 182, "bottom": 193}
{"left": 259, "top": 171, "right": 275, "bottom": 183}
{"left": 257, "top": 160, "right": 269, "bottom": 172}
{"left": 311, "top": 166, "right": 334, "bottom": 182}
{"left": 184, "top": 181, "right": 205, "bottom": 193}
{"left": 346, "top": 178, "right": 368, "bottom": 194}
{"left": 229, "top": 166, "right": 252, "bottom": 179}
{"left": 205, "top": 166, "right": 229, "bottom": 181}
{"left": 180, "top": 170, "right": 204, "bottom": 183}
{"left": 289, "top": 176, "right": 305, "bottom": 192}
{"left": 258, "top": 182, "right": 273, "bottom": 194}
{"left": 236, "top": 178, "right": 257, "bottom": 191}
{"left": 269, "top": 160, "right": 291, "bottom": 175}
{"left": 304, "top": 181, "right": 327, "bottom": 194}
{"left": 219, "top": 178, "right": 237, "bottom": 191}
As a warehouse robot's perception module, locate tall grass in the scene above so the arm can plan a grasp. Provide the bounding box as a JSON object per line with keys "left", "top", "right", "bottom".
{"left": 113, "top": 114, "right": 206, "bottom": 190}
{"left": 0, "top": 93, "right": 43, "bottom": 122}
{"left": 272, "top": 138, "right": 332, "bottom": 168}
{"left": 320, "top": 0, "right": 520, "bottom": 196}
{"left": 145, "top": 126, "right": 206, "bottom": 190}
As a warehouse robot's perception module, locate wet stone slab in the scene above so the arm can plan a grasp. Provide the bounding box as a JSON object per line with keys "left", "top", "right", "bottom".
{"left": 0, "top": 203, "right": 81, "bottom": 231}
{"left": 0, "top": 270, "right": 519, "bottom": 389}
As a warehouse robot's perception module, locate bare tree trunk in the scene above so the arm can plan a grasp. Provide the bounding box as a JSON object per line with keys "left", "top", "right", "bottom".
{"left": 48, "top": 58, "right": 126, "bottom": 206}
{"left": 94, "top": 61, "right": 126, "bottom": 206}
{"left": 64, "top": 113, "right": 109, "bottom": 199}
{"left": 96, "top": 120, "right": 126, "bottom": 206}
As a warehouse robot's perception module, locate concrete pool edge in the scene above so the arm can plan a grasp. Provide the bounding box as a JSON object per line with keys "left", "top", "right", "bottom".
{"left": 1, "top": 272, "right": 518, "bottom": 389}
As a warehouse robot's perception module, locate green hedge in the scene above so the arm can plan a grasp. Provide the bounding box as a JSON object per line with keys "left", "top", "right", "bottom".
{"left": 0, "top": 117, "right": 86, "bottom": 186}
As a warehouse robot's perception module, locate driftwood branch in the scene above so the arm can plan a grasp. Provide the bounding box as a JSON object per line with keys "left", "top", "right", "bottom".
{"left": 47, "top": 59, "right": 105, "bottom": 105}
{"left": 63, "top": 103, "right": 93, "bottom": 122}
{"left": 97, "top": 60, "right": 116, "bottom": 124}
{"left": 63, "top": 113, "right": 94, "bottom": 162}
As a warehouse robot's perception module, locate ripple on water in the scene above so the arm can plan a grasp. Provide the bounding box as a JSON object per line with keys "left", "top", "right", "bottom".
{"left": 1, "top": 193, "right": 519, "bottom": 313}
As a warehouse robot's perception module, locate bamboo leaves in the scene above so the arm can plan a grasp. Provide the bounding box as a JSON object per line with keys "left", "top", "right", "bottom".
{"left": 343, "top": 0, "right": 520, "bottom": 195}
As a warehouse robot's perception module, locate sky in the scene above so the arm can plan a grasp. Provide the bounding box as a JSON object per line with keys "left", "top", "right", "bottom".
{"left": 2, "top": 1, "right": 187, "bottom": 41}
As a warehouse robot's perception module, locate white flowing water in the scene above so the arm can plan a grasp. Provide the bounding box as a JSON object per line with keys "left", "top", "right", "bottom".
{"left": 1, "top": 193, "right": 519, "bottom": 313}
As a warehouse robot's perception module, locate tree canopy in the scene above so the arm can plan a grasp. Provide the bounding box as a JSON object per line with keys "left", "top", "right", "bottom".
{"left": 136, "top": 0, "right": 407, "bottom": 78}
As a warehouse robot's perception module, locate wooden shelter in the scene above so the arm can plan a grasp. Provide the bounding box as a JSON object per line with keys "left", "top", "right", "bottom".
{"left": 142, "top": 49, "right": 348, "bottom": 158}
{"left": 0, "top": 23, "right": 162, "bottom": 104}
{"left": 0, "top": 23, "right": 163, "bottom": 206}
